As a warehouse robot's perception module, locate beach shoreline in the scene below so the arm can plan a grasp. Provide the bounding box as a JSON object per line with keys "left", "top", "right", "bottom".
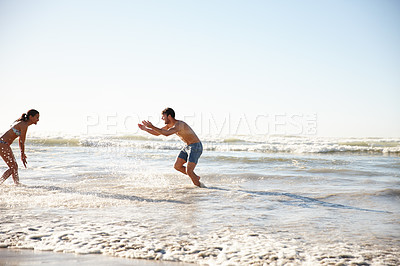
{"left": 0, "top": 248, "right": 190, "bottom": 266}
{"left": 1, "top": 136, "right": 399, "bottom": 265}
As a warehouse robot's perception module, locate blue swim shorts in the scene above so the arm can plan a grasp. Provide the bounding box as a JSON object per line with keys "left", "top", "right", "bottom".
{"left": 178, "top": 142, "right": 203, "bottom": 164}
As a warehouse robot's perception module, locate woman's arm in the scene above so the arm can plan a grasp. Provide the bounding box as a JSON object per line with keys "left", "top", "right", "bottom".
{"left": 19, "top": 127, "right": 28, "bottom": 168}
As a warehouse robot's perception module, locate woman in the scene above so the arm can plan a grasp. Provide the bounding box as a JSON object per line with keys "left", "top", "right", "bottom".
{"left": 0, "top": 109, "right": 40, "bottom": 185}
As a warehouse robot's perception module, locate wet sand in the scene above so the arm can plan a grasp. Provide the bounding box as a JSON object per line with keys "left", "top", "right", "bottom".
{"left": 0, "top": 248, "right": 190, "bottom": 266}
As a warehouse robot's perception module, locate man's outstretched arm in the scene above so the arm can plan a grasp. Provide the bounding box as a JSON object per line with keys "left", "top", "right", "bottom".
{"left": 141, "top": 120, "right": 178, "bottom": 136}
{"left": 138, "top": 123, "right": 161, "bottom": 136}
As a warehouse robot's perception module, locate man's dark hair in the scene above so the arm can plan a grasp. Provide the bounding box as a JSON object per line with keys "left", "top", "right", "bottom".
{"left": 162, "top": 107, "right": 175, "bottom": 118}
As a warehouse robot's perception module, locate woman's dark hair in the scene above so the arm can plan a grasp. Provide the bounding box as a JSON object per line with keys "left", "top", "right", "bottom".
{"left": 162, "top": 107, "right": 175, "bottom": 118}
{"left": 16, "top": 109, "right": 39, "bottom": 122}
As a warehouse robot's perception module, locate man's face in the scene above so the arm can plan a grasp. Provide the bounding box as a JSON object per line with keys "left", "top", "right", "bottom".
{"left": 162, "top": 114, "right": 170, "bottom": 124}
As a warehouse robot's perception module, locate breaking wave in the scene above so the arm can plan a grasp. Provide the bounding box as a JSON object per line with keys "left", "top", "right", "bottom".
{"left": 26, "top": 135, "right": 400, "bottom": 155}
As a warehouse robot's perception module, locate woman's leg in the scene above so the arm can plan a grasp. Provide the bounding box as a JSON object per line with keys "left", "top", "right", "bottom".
{"left": 0, "top": 169, "right": 12, "bottom": 184}
{"left": 0, "top": 144, "right": 19, "bottom": 185}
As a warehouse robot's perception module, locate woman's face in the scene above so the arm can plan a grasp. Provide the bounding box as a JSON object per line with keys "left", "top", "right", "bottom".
{"left": 30, "top": 114, "right": 40, "bottom": 125}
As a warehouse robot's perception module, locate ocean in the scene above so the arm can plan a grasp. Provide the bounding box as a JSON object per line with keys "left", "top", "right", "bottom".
{"left": 1, "top": 134, "right": 399, "bottom": 265}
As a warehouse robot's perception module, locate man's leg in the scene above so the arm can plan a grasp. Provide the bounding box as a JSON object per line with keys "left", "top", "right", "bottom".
{"left": 186, "top": 162, "right": 200, "bottom": 187}
{"left": 174, "top": 158, "right": 201, "bottom": 187}
{"left": 174, "top": 157, "right": 187, "bottom": 175}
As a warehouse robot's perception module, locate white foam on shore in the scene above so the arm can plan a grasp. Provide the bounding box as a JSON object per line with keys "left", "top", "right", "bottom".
{"left": 0, "top": 218, "right": 399, "bottom": 265}
{"left": 1, "top": 185, "right": 399, "bottom": 265}
{"left": 1, "top": 216, "right": 399, "bottom": 265}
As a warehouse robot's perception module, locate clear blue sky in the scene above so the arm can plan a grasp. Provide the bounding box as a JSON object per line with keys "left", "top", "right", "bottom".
{"left": 1, "top": 0, "right": 399, "bottom": 137}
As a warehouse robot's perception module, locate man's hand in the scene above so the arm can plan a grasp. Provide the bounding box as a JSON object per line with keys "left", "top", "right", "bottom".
{"left": 141, "top": 120, "right": 154, "bottom": 129}
{"left": 138, "top": 121, "right": 161, "bottom": 136}
{"left": 21, "top": 153, "right": 27, "bottom": 168}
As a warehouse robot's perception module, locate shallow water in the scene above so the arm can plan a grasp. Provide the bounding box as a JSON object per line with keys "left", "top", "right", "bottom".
{"left": 1, "top": 135, "right": 399, "bottom": 265}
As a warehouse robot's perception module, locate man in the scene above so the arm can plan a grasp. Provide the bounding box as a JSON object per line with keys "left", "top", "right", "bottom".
{"left": 138, "top": 108, "right": 204, "bottom": 187}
